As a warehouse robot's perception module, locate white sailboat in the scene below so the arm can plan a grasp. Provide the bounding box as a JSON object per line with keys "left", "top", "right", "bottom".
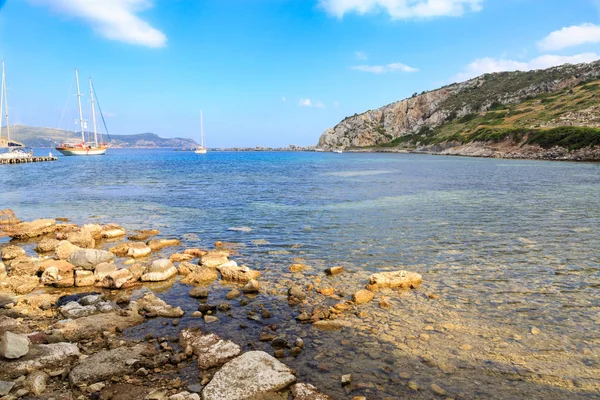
{"left": 55, "top": 69, "right": 108, "bottom": 156}
{"left": 0, "top": 59, "right": 31, "bottom": 159}
{"left": 194, "top": 110, "right": 207, "bottom": 154}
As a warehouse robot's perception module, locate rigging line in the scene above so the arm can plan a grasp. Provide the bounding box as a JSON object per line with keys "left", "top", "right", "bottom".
{"left": 90, "top": 80, "right": 111, "bottom": 142}
{"left": 58, "top": 76, "right": 75, "bottom": 130}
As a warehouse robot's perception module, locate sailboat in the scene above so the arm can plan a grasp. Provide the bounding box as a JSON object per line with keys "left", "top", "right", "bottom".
{"left": 0, "top": 59, "right": 31, "bottom": 159}
{"left": 55, "top": 69, "right": 108, "bottom": 156}
{"left": 194, "top": 110, "right": 207, "bottom": 154}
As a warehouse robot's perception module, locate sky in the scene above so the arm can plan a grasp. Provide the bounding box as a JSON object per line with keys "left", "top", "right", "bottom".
{"left": 0, "top": 0, "right": 600, "bottom": 147}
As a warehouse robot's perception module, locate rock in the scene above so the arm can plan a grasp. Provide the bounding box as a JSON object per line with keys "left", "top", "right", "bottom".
{"left": 1, "top": 246, "right": 26, "bottom": 261}
{"left": 25, "top": 371, "right": 48, "bottom": 396}
{"left": 41, "top": 266, "right": 74, "bottom": 287}
{"left": 290, "top": 383, "right": 332, "bottom": 400}
{"left": 141, "top": 259, "right": 177, "bottom": 282}
{"left": 289, "top": 264, "right": 308, "bottom": 273}
{"left": 56, "top": 310, "right": 144, "bottom": 341}
{"left": 199, "top": 252, "right": 230, "bottom": 268}
{"left": 147, "top": 238, "right": 180, "bottom": 251}
{"left": 242, "top": 279, "right": 260, "bottom": 294}
{"left": 202, "top": 351, "right": 296, "bottom": 400}
{"left": 289, "top": 285, "right": 307, "bottom": 300}
{"left": 34, "top": 238, "right": 61, "bottom": 253}
{"left": 170, "top": 253, "right": 194, "bottom": 263}
{"left": 109, "top": 242, "right": 131, "bottom": 256}
{"left": 65, "top": 229, "right": 95, "bottom": 248}
{"left": 407, "top": 381, "right": 419, "bottom": 391}
{"left": 100, "top": 223, "right": 126, "bottom": 239}
{"left": 0, "top": 261, "right": 6, "bottom": 280}
{"left": 137, "top": 292, "right": 184, "bottom": 318}
{"left": 0, "top": 331, "right": 29, "bottom": 359}
{"left": 7, "top": 219, "right": 56, "bottom": 239}
{"left": 55, "top": 240, "right": 81, "bottom": 260}
{"left": 379, "top": 297, "right": 392, "bottom": 308}
{"left": 87, "top": 382, "right": 106, "bottom": 392}
{"left": 94, "top": 262, "right": 117, "bottom": 280}
{"left": 431, "top": 383, "right": 446, "bottom": 396}
{"left": 75, "top": 270, "right": 96, "bottom": 286}
{"left": 204, "top": 315, "right": 219, "bottom": 323}
{"left": 7, "top": 257, "right": 40, "bottom": 277}
{"left": 189, "top": 287, "right": 209, "bottom": 299}
{"left": 531, "top": 326, "right": 540, "bottom": 335}
{"left": 352, "top": 289, "right": 374, "bottom": 305}
{"left": 178, "top": 329, "right": 241, "bottom": 369}
{"left": 180, "top": 267, "right": 219, "bottom": 285}
{"left": 341, "top": 374, "right": 352, "bottom": 386}
{"left": 317, "top": 287, "right": 335, "bottom": 296}
{"left": 218, "top": 263, "right": 260, "bottom": 283}
{"left": 368, "top": 270, "right": 422, "bottom": 290}
{"left": 295, "top": 338, "right": 304, "bottom": 349}
{"left": 98, "top": 268, "right": 133, "bottom": 289}
{"left": 0, "top": 380, "right": 14, "bottom": 396}
{"left": 127, "top": 229, "right": 159, "bottom": 241}
{"left": 226, "top": 289, "right": 241, "bottom": 300}
{"left": 184, "top": 248, "right": 207, "bottom": 257}
{"left": 69, "top": 343, "right": 157, "bottom": 385}
{"left": 5, "top": 275, "right": 39, "bottom": 294}
{"left": 312, "top": 320, "right": 350, "bottom": 331}
{"left": 68, "top": 249, "right": 114, "bottom": 270}
{"left": 325, "top": 266, "right": 344, "bottom": 276}
{"left": 59, "top": 301, "right": 98, "bottom": 318}
{"left": 0, "top": 342, "right": 79, "bottom": 377}
{"left": 0, "top": 209, "right": 19, "bottom": 227}
{"left": 82, "top": 223, "right": 103, "bottom": 239}
{"left": 127, "top": 242, "right": 152, "bottom": 258}
{"left": 177, "top": 261, "right": 197, "bottom": 275}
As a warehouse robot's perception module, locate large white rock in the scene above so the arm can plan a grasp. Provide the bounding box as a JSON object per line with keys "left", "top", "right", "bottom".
{"left": 0, "top": 343, "right": 79, "bottom": 377}
{"left": 141, "top": 259, "right": 177, "bottom": 282}
{"left": 68, "top": 249, "right": 114, "bottom": 270}
{"left": 0, "top": 331, "right": 29, "bottom": 359}
{"left": 202, "top": 351, "right": 296, "bottom": 400}
{"left": 179, "top": 329, "right": 240, "bottom": 370}
{"left": 368, "top": 270, "right": 422, "bottom": 289}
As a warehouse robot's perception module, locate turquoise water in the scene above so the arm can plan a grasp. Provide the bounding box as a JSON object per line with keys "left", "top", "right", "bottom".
{"left": 2, "top": 150, "right": 600, "bottom": 398}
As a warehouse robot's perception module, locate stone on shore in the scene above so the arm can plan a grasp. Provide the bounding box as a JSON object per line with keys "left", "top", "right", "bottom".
{"left": 202, "top": 351, "right": 296, "bottom": 400}
{"left": 55, "top": 240, "right": 81, "bottom": 260}
{"left": 101, "top": 223, "right": 127, "bottom": 239}
{"left": 7, "top": 257, "right": 40, "bottom": 276}
{"left": 141, "top": 259, "right": 177, "bottom": 282}
{"left": 0, "top": 262, "right": 5, "bottom": 280}
{"left": 1, "top": 245, "right": 26, "bottom": 261}
{"left": 65, "top": 229, "right": 95, "bottom": 248}
{"left": 199, "top": 252, "right": 230, "bottom": 268}
{"left": 242, "top": 279, "right": 260, "bottom": 294}
{"left": 179, "top": 329, "right": 241, "bottom": 370}
{"left": 177, "top": 261, "right": 197, "bottom": 275}
{"left": 56, "top": 308, "right": 144, "bottom": 341}
{"left": 0, "top": 380, "right": 15, "bottom": 396}
{"left": 25, "top": 370, "right": 48, "bottom": 396}
{"left": 218, "top": 263, "right": 260, "bottom": 283}
{"left": 0, "top": 343, "right": 79, "bottom": 377}
{"left": 82, "top": 223, "right": 103, "bottom": 239}
{"left": 94, "top": 262, "right": 117, "bottom": 280}
{"left": 226, "top": 289, "right": 241, "bottom": 300}
{"left": 289, "top": 263, "right": 308, "bottom": 273}
{"left": 127, "top": 229, "right": 159, "bottom": 241}
{"left": 0, "top": 209, "right": 19, "bottom": 227}
{"left": 68, "top": 249, "right": 115, "bottom": 270}
{"left": 41, "top": 266, "right": 74, "bottom": 287}
{"left": 98, "top": 268, "right": 133, "bottom": 289}
{"left": 180, "top": 266, "right": 219, "bottom": 285}
{"left": 290, "top": 383, "right": 333, "bottom": 400}
{"left": 189, "top": 287, "right": 209, "bottom": 299}
{"left": 0, "top": 331, "right": 30, "bottom": 359}
{"left": 184, "top": 248, "right": 208, "bottom": 257}
{"left": 5, "top": 276, "right": 39, "bottom": 294}
{"left": 368, "top": 270, "right": 422, "bottom": 289}
{"left": 137, "top": 292, "right": 184, "bottom": 318}
{"left": 108, "top": 242, "right": 131, "bottom": 257}
{"left": 75, "top": 270, "right": 96, "bottom": 286}
{"left": 34, "top": 238, "right": 61, "bottom": 253}
{"left": 147, "top": 238, "right": 180, "bottom": 251}
{"left": 325, "top": 266, "right": 344, "bottom": 276}
{"left": 312, "top": 320, "right": 351, "bottom": 331}
{"left": 7, "top": 219, "right": 56, "bottom": 239}
{"left": 352, "top": 289, "right": 374, "bottom": 305}
{"left": 69, "top": 343, "right": 157, "bottom": 385}
{"left": 127, "top": 242, "right": 152, "bottom": 258}
{"left": 170, "top": 253, "right": 194, "bottom": 263}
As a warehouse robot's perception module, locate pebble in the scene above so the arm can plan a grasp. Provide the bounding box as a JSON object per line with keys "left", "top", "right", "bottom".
{"left": 431, "top": 383, "right": 446, "bottom": 396}
{"left": 204, "top": 315, "right": 218, "bottom": 323}
{"left": 531, "top": 326, "right": 540, "bottom": 335}
{"left": 341, "top": 374, "right": 352, "bottom": 386}
{"left": 459, "top": 344, "right": 473, "bottom": 351}
{"left": 87, "top": 382, "right": 106, "bottom": 393}
{"left": 408, "top": 381, "right": 420, "bottom": 391}
{"left": 274, "top": 349, "right": 285, "bottom": 358}
{"left": 226, "top": 289, "right": 241, "bottom": 300}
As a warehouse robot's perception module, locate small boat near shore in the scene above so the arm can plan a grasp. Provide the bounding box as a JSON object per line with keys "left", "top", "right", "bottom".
{"left": 332, "top": 149, "right": 343, "bottom": 153}
{"left": 56, "top": 69, "right": 109, "bottom": 156}
{"left": 194, "top": 110, "right": 207, "bottom": 154}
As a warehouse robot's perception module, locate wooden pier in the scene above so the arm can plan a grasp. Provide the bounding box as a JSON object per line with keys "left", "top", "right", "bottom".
{"left": 0, "top": 156, "right": 58, "bottom": 165}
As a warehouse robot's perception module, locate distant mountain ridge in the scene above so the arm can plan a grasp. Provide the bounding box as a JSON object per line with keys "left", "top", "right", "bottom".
{"left": 4, "top": 125, "right": 197, "bottom": 148}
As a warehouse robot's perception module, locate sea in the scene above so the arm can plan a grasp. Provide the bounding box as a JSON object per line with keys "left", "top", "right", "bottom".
{"left": 1, "top": 149, "right": 599, "bottom": 399}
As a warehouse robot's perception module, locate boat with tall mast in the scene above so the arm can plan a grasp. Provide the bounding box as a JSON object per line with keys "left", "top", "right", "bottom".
{"left": 0, "top": 59, "right": 31, "bottom": 159}
{"left": 194, "top": 110, "right": 207, "bottom": 154}
{"left": 55, "top": 69, "right": 108, "bottom": 156}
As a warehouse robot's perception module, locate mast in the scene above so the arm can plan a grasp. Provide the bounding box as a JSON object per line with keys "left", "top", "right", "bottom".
{"left": 89, "top": 78, "right": 98, "bottom": 147}
{"left": 75, "top": 69, "right": 85, "bottom": 143}
{"left": 2, "top": 59, "right": 10, "bottom": 143}
{"left": 200, "top": 110, "right": 204, "bottom": 148}
{"left": 0, "top": 60, "right": 3, "bottom": 144}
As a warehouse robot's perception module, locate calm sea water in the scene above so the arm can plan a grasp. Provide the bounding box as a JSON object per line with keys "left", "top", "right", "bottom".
{"left": 1, "top": 149, "right": 600, "bottom": 398}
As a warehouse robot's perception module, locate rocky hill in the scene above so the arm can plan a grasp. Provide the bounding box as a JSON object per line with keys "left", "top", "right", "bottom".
{"left": 318, "top": 60, "right": 600, "bottom": 160}
{"left": 3, "top": 126, "right": 197, "bottom": 148}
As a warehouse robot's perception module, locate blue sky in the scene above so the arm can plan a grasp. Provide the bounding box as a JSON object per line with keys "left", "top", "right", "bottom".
{"left": 0, "top": 0, "right": 599, "bottom": 147}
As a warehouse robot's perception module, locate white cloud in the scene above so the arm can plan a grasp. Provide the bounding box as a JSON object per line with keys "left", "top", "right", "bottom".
{"left": 351, "top": 62, "right": 418, "bottom": 73}
{"left": 355, "top": 51, "right": 368, "bottom": 60}
{"left": 452, "top": 53, "right": 600, "bottom": 82}
{"left": 282, "top": 96, "right": 286, "bottom": 102}
{"left": 27, "top": 0, "right": 166, "bottom": 48}
{"left": 299, "top": 98, "right": 326, "bottom": 108}
{"left": 538, "top": 23, "right": 600, "bottom": 51}
{"left": 319, "top": 0, "right": 483, "bottom": 19}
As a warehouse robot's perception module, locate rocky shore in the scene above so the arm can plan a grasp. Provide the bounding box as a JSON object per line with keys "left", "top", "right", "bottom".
{"left": 0, "top": 209, "right": 423, "bottom": 400}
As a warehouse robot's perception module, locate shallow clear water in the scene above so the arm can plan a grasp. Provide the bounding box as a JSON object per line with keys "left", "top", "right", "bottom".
{"left": 2, "top": 149, "right": 600, "bottom": 398}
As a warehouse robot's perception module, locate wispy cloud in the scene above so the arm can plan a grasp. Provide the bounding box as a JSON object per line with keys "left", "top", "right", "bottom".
{"left": 299, "top": 98, "right": 326, "bottom": 108}
{"left": 282, "top": 96, "right": 286, "bottom": 102}
{"left": 319, "top": 0, "right": 483, "bottom": 19}
{"left": 354, "top": 51, "right": 368, "bottom": 60}
{"left": 538, "top": 23, "right": 600, "bottom": 51}
{"left": 27, "top": 0, "right": 167, "bottom": 48}
{"left": 452, "top": 53, "right": 600, "bottom": 82}
{"left": 351, "top": 62, "right": 418, "bottom": 73}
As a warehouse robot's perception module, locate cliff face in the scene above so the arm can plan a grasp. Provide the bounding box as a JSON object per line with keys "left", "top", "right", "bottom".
{"left": 318, "top": 61, "right": 600, "bottom": 149}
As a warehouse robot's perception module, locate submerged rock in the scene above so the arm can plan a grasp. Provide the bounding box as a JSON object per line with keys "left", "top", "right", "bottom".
{"left": 325, "top": 266, "right": 344, "bottom": 276}
{"left": 352, "top": 289, "right": 374, "bottom": 305}
{"left": 180, "top": 266, "right": 218, "bottom": 285}
{"left": 127, "top": 242, "right": 152, "bottom": 259}
{"left": 147, "top": 238, "right": 180, "bottom": 251}
{"left": 202, "top": 351, "right": 296, "bottom": 400}
{"left": 368, "top": 270, "right": 422, "bottom": 289}
{"left": 0, "top": 331, "right": 29, "bottom": 359}
{"left": 290, "top": 383, "right": 333, "bottom": 400}
{"left": 218, "top": 263, "right": 260, "bottom": 283}
{"left": 137, "top": 292, "right": 184, "bottom": 318}
{"left": 68, "top": 249, "right": 114, "bottom": 270}
{"left": 199, "top": 252, "right": 230, "bottom": 268}
{"left": 1, "top": 245, "right": 26, "bottom": 261}
{"left": 179, "top": 328, "right": 241, "bottom": 370}
{"left": 141, "top": 259, "right": 177, "bottom": 282}
{"left": 101, "top": 223, "right": 127, "bottom": 239}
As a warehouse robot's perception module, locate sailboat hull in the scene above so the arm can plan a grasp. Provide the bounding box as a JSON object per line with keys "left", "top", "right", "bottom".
{"left": 55, "top": 147, "right": 108, "bottom": 156}
{"left": 194, "top": 148, "right": 207, "bottom": 154}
